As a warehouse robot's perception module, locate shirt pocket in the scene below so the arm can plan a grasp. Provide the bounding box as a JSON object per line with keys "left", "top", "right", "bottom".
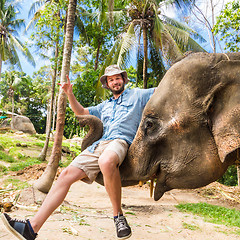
{"left": 117, "top": 100, "right": 133, "bottom": 115}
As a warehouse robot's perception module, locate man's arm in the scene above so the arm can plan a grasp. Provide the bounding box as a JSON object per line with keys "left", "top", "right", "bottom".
{"left": 58, "top": 75, "right": 89, "bottom": 116}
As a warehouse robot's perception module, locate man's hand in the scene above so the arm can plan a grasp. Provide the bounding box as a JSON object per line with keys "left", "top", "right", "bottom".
{"left": 58, "top": 75, "right": 73, "bottom": 96}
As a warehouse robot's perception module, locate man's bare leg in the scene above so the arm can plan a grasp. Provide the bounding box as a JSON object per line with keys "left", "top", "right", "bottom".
{"left": 30, "top": 166, "right": 87, "bottom": 233}
{"left": 98, "top": 150, "right": 122, "bottom": 216}
{"left": 98, "top": 150, "right": 132, "bottom": 239}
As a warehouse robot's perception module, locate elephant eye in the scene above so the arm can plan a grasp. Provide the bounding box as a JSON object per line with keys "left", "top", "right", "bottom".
{"left": 146, "top": 120, "right": 153, "bottom": 129}
{"left": 143, "top": 118, "right": 156, "bottom": 136}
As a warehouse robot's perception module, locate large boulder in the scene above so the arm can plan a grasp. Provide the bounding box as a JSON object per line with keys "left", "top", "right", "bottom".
{"left": 11, "top": 115, "right": 36, "bottom": 134}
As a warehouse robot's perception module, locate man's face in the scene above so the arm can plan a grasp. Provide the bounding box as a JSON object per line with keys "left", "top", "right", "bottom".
{"left": 106, "top": 74, "right": 125, "bottom": 95}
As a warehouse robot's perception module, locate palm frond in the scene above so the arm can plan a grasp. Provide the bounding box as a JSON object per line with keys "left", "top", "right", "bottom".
{"left": 148, "top": 40, "right": 166, "bottom": 83}
{"left": 25, "top": 9, "right": 42, "bottom": 31}
{"left": 28, "top": 0, "right": 46, "bottom": 18}
{"left": 117, "top": 21, "right": 138, "bottom": 67}
{"left": 152, "top": 13, "right": 165, "bottom": 50}
{"left": 158, "top": 26, "right": 183, "bottom": 64}
{"left": 8, "top": 34, "right": 36, "bottom": 67}
{"left": 75, "top": 16, "right": 89, "bottom": 44}
{"left": 161, "top": 14, "right": 206, "bottom": 43}
{"left": 7, "top": 45, "right": 22, "bottom": 71}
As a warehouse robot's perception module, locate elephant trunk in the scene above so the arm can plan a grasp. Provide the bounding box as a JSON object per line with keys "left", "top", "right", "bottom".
{"left": 76, "top": 115, "right": 103, "bottom": 151}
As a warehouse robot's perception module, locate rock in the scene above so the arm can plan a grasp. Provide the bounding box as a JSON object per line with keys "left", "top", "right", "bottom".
{"left": 16, "top": 142, "right": 28, "bottom": 147}
{"left": 12, "top": 115, "right": 36, "bottom": 134}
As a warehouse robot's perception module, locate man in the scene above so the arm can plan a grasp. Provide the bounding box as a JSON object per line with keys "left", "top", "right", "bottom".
{"left": 1, "top": 65, "right": 155, "bottom": 240}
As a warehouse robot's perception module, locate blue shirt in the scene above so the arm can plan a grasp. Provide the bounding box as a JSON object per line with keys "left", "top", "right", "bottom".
{"left": 87, "top": 88, "right": 155, "bottom": 152}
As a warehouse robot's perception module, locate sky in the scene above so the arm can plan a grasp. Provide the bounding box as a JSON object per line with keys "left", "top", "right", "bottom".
{"left": 2, "top": 0, "right": 234, "bottom": 77}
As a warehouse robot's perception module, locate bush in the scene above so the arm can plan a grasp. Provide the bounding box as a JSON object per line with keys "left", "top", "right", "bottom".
{"left": 218, "top": 165, "right": 238, "bottom": 186}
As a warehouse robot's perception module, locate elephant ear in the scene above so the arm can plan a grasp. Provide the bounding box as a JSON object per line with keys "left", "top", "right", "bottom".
{"left": 207, "top": 60, "right": 240, "bottom": 164}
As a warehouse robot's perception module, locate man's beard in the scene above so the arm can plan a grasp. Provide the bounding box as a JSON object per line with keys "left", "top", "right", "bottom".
{"left": 109, "top": 84, "right": 125, "bottom": 95}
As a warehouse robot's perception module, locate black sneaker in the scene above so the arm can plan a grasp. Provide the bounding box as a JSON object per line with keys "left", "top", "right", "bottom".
{"left": 114, "top": 214, "right": 132, "bottom": 239}
{"left": 1, "top": 213, "right": 37, "bottom": 240}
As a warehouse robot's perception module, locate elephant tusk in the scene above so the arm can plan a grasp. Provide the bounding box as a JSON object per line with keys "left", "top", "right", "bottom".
{"left": 150, "top": 179, "right": 154, "bottom": 198}
{"left": 139, "top": 180, "right": 154, "bottom": 198}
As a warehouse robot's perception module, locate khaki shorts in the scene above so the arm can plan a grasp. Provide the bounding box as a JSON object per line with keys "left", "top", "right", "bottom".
{"left": 70, "top": 139, "right": 129, "bottom": 184}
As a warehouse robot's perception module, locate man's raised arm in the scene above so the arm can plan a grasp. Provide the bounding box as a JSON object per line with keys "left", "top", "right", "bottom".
{"left": 58, "top": 75, "right": 89, "bottom": 116}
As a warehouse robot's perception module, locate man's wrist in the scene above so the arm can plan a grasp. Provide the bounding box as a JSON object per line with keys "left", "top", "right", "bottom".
{"left": 67, "top": 92, "right": 75, "bottom": 97}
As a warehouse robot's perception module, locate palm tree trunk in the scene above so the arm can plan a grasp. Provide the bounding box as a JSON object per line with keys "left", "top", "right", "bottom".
{"left": 52, "top": 93, "right": 57, "bottom": 132}
{"left": 142, "top": 24, "right": 148, "bottom": 89}
{"left": 34, "top": 0, "right": 77, "bottom": 193}
{"left": 11, "top": 94, "right": 14, "bottom": 129}
{"left": 38, "top": 37, "right": 59, "bottom": 161}
{"left": 94, "top": 38, "right": 102, "bottom": 71}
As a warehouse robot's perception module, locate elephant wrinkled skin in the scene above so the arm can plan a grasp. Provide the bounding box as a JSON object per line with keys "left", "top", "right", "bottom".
{"left": 79, "top": 52, "right": 240, "bottom": 201}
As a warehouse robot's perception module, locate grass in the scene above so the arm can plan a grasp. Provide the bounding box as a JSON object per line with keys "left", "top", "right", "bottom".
{"left": 8, "top": 157, "right": 42, "bottom": 171}
{"left": 182, "top": 222, "right": 200, "bottom": 231}
{"left": 0, "top": 132, "right": 81, "bottom": 173}
{"left": 3, "top": 178, "right": 29, "bottom": 190}
{"left": 176, "top": 202, "right": 240, "bottom": 228}
{"left": 0, "top": 163, "right": 7, "bottom": 172}
{"left": 0, "top": 150, "right": 16, "bottom": 163}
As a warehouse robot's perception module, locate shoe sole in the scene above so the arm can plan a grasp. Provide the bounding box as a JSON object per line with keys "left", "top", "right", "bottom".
{"left": 1, "top": 214, "right": 25, "bottom": 240}
{"left": 117, "top": 231, "right": 132, "bottom": 239}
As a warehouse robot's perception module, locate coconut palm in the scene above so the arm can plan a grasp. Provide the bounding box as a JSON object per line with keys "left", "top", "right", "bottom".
{"left": 100, "top": 0, "right": 205, "bottom": 89}
{"left": 34, "top": 0, "right": 78, "bottom": 193}
{"left": 4, "top": 70, "right": 29, "bottom": 119}
{"left": 0, "top": 0, "right": 35, "bottom": 75}
{"left": 27, "top": 0, "right": 88, "bottom": 161}
{"left": 27, "top": 1, "right": 63, "bottom": 162}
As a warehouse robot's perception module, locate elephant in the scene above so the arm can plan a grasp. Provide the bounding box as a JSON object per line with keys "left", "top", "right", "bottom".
{"left": 77, "top": 52, "right": 240, "bottom": 201}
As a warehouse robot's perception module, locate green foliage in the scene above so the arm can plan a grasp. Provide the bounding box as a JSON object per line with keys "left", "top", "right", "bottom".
{"left": 0, "top": 151, "right": 15, "bottom": 163}
{"left": 176, "top": 202, "right": 240, "bottom": 228}
{"left": 0, "top": 70, "right": 48, "bottom": 133}
{"left": 218, "top": 165, "right": 238, "bottom": 186}
{"left": 64, "top": 66, "right": 101, "bottom": 138}
{"left": 213, "top": 0, "right": 240, "bottom": 52}
{"left": 28, "top": 0, "right": 66, "bottom": 64}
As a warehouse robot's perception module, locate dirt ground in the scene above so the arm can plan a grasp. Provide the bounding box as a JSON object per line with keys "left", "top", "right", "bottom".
{"left": 0, "top": 164, "right": 240, "bottom": 240}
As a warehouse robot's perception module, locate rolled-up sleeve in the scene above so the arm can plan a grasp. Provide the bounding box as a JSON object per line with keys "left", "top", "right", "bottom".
{"left": 139, "top": 88, "right": 155, "bottom": 108}
{"left": 88, "top": 102, "right": 104, "bottom": 119}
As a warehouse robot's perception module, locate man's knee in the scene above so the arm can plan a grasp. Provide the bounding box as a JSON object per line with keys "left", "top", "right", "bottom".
{"left": 98, "top": 152, "right": 119, "bottom": 175}
{"left": 58, "top": 166, "right": 85, "bottom": 183}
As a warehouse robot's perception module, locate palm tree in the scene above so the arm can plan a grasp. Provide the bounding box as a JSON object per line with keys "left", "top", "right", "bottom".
{"left": 100, "top": 0, "right": 205, "bottom": 89}
{"left": 34, "top": 0, "right": 77, "bottom": 193}
{"left": 27, "top": 0, "right": 88, "bottom": 161}
{"left": 5, "top": 70, "right": 30, "bottom": 126}
{"left": 26, "top": 0, "right": 63, "bottom": 161}
{"left": 0, "top": 0, "right": 35, "bottom": 75}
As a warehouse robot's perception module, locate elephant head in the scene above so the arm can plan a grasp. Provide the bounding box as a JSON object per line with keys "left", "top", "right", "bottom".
{"left": 78, "top": 52, "right": 240, "bottom": 201}
{"left": 123, "top": 52, "right": 240, "bottom": 200}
